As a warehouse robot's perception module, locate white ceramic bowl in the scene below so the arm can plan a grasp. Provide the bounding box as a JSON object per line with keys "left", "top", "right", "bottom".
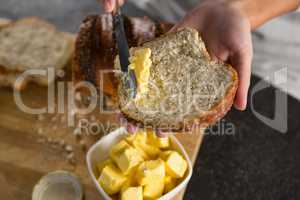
{"left": 86, "top": 127, "right": 193, "bottom": 200}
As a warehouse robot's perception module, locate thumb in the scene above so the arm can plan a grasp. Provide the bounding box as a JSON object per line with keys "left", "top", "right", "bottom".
{"left": 169, "top": 13, "right": 201, "bottom": 33}
{"left": 169, "top": 21, "right": 184, "bottom": 33}
{"left": 102, "top": 0, "right": 125, "bottom": 12}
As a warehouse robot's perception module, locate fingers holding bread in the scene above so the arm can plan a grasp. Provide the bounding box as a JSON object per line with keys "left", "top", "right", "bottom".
{"left": 101, "top": 0, "right": 125, "bottom": 12}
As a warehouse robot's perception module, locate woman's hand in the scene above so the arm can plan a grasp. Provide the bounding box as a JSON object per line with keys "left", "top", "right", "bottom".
{"left": 100, "top": 0, "right": 125, "bottom": 12}
{"left": 172, "top": 0, "right": 253, "bottom": 110}
{"left": 100, "top": 0, "right": 299, "bottom": 110}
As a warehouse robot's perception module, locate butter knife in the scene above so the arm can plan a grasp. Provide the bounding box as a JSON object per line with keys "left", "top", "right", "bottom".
{"left": 113, "top": 6, "right": 137, "bottom": 98}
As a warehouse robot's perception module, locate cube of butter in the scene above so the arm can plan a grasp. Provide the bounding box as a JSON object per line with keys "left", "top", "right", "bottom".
{"left": 133, "top": 140, "right": 161, "bottom": 159}
{"left": 125, "top": 134, "right": 136, "bottom": 144}
{"left": 109, "top": 140, "right": 131, "bottom": 157}
{"left": 156, "top": 137, "right": 170, "bottom": 149}
{"left": 121, "top": 179, "right": 132, "bottom": 194}
{"left": 96, "top": 159, "right": 113, "bottom": 175}
{"left": 133, "top": 145, "right": 150, "bottom": 160}
{"left": 126, "top": 131, "right": 148, "bottom": 145}
{"left": 136, "top": 159, "right": 165, "bottom": 186}
{"left": 164, "top": 176, "right": 177, "bottom": 193}
{"left": 143, "top": 179, "right": 164, "bottom": 199}
{"left": 112, "top": 146, "right": 144, "bottom": 175}
{"left": 121, "top": 169, "right": 138, "bottom": 193}
{"left": 98, "top": 163, "right": 126, "bottom": 195}
{"left": 159, "top": 151, "right": 172, "bottom": 160}
{"left": 121, "top": 186, "right": 143, "bottom": 200}
{"left": 161, "top": 151, "right": 188, "bottom": 178}
{"left": 148, "top": 131, "right": 170, "bottom": 149}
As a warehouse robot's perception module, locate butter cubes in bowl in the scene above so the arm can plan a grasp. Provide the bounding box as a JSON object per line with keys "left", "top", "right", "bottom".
{"left": 86, "top": 127, "right": 193, "bottom": 200}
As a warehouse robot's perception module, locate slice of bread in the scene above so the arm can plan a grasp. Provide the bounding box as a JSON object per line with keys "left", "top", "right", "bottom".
{"left": 73, "top": 15, "right": 237, "bottom": 131}
{"left": 0, "top": 18, "right": 11, "bottom": 26}
{"left": 117, "top": 28, "right": 238, "bottom": 131}
{"left": 0, "top": 17, "right": 74, "bottom": 89}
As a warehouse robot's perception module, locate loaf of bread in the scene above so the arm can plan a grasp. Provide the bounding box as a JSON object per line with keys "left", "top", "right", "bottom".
{"left": 74, "top": 14, "right": 238, "bottom": 131}
{"left": 0, "top": 17, "right": 74, "bottom": 89}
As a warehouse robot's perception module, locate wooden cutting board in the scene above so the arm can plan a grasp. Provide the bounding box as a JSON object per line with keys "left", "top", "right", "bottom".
{"left": 0, "top": 18, "right": 204, "bottom": 200}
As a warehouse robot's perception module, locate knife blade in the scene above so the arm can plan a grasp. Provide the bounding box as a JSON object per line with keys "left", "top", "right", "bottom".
{"left": 113, "top": 7, "right": 137, "bottom": 99}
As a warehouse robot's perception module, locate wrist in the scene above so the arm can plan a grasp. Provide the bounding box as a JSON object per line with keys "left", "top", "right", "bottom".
{"left": 223, "top": 0, "right": 300, "bottom": 29}
{"left": 198, "top": 0, "right": 252, "bottom": 28}
{"left": 225, "top": 0, "right": 261, "bottom": 29}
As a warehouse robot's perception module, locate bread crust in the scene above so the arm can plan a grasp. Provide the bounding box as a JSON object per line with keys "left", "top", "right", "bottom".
{"left": 185, "top": 64, "right": 238, "bottom": 131}
{"left": 73, "top": 14, "right": 238, "bottom": 131}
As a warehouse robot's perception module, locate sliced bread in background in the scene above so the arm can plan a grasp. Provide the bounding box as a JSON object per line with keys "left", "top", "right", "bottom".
{"left": 117, "top": 28, "right": 238, "bottom": 131}
{"left": 0, "top": 17, "right": 74, "bottom": 89}
{"left": 0, "top": 18, "right": 11, "bottom": 26}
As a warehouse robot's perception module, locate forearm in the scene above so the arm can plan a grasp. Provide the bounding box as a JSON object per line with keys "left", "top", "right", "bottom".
{"left": 227, "top": 0, "right": 300, "bottom": 29}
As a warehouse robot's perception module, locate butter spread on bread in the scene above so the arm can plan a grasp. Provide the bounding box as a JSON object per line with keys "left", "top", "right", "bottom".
{"left": 128, "top": 48, "right": 152, "bottom": 103}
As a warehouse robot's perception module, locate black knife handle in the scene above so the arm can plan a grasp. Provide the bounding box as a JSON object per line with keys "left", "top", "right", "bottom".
{"left": 113, "top": 10, "right": 130, "bottom": 73}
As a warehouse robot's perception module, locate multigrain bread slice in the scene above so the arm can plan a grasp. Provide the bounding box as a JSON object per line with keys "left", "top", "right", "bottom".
{"left": 0, "top": 17, "right": 74, "bottom": 89}
{"left": 117, "top": 28, "right": 238, "bottom": 131}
